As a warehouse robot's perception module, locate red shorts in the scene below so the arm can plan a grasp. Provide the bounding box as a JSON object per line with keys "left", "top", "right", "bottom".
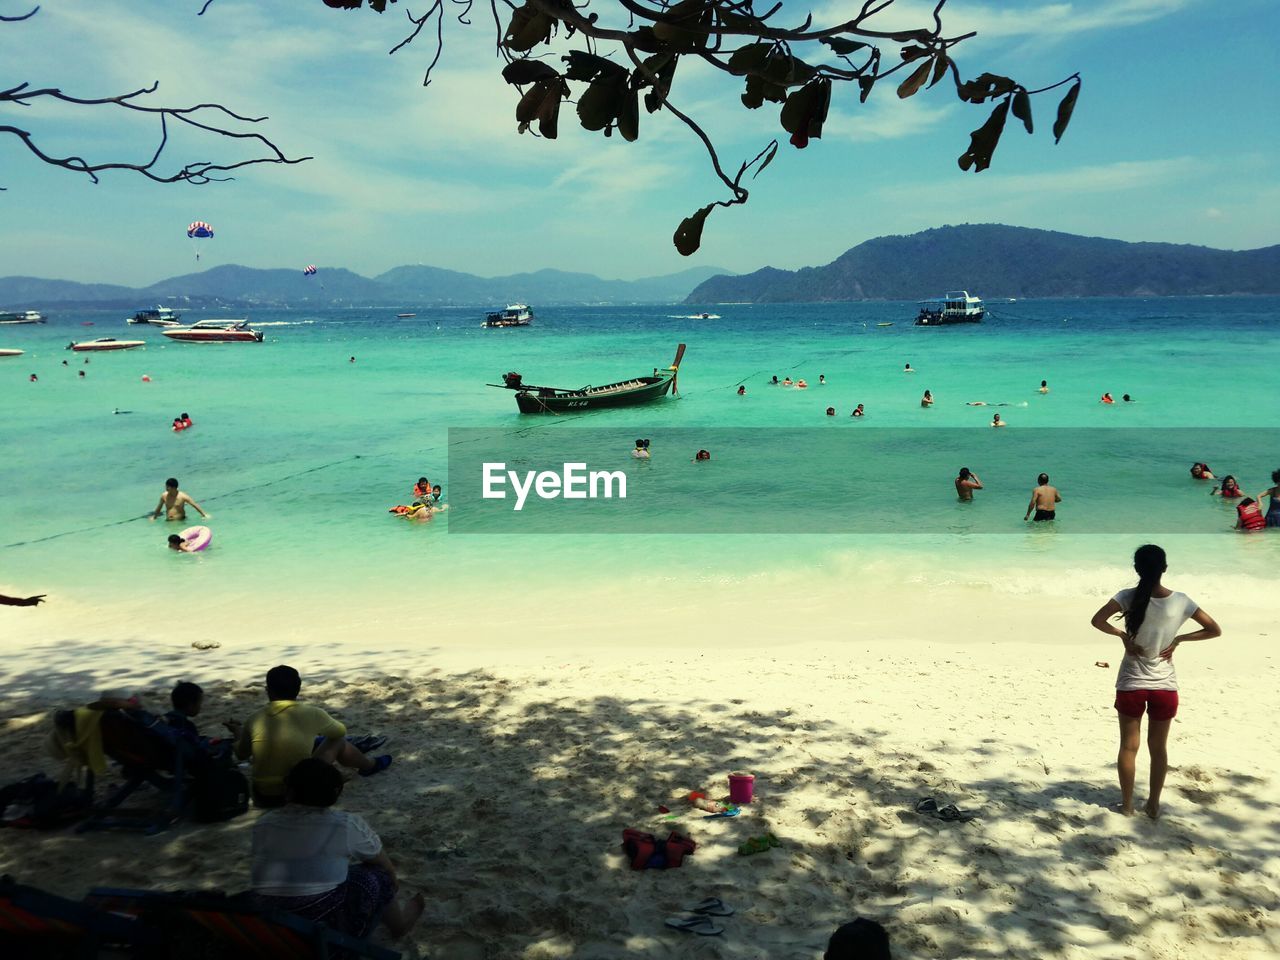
{"left": 1114, "top": 689, "right": 1178, "bottom": 721}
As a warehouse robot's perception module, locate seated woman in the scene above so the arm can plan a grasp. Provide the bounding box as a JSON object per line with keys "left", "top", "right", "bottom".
{"left": 252, "top": 758, "right": 424, "bottom": 939}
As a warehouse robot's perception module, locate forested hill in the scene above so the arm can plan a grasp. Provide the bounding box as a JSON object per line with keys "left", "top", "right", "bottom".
{"left": 685, "top": 225, "right": 1280, "bottom": 303}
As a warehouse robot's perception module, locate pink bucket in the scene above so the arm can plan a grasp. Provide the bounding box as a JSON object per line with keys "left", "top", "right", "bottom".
{"left": 728, "top": 772, "right": 755, "bottom": 804}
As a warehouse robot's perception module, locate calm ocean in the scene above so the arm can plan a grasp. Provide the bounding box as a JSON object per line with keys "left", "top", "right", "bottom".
{"left": 2, "top": 297, "right": 1276, "bottom": 632}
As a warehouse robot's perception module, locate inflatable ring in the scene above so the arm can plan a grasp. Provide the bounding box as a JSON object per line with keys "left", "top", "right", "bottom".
{"left": 180, "top": 525, "right": 212, "bottom": 552}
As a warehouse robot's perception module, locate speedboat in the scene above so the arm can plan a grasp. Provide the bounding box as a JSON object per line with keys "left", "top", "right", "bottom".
{"left": 0, "top": 310, "right": 46, "bottom": 324}
{"left": 162, "top": 319, "right": 264, "bottom": 343}
{"left": 68, "top": 338, "right": 147, "bottom": 352}
{"left": 127, "top": 306, "right": 182, "bottom": 326}
{"left": 481, "top": 303, "right": 533, "bottom": 328}
{"left": 396, "top": 312, "right": 416, "bottom": 319}
{"left": 0, "top": 348, "right": 24, "bottom": 357}
{"left": 915, "top": 291, "right": 984, "bottom": 326}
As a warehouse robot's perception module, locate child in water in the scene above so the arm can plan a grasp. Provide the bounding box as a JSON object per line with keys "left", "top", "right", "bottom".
{"left": 167, "top": 534, "right": 196, "bottom": 553}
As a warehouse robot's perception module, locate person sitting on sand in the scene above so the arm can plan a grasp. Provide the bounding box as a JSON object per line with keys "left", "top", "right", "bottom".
{"left": 251, "top": 758, "right": 424, "bottom": 940}
{"left": 1024, "top": 473, "right": 1060, "bottom": 522}
{"left": 232, "top": 665, "right": 391, "bottom": 807}
{"left": 825, "top": 918, "right": 891, "bottom": 960}
{"left": 1210, "top": 476, "right": 1244, "bottom": 498}
{"left": 955, "top": 467, "right": 983, "bottom": 501}
{"left": 1039, "top": 380, "right": 1049, "bottom": 394}
{"left": 990, "top": 413, "right": 1006, "bottom": 427}
{"left": 1259, "top": 468, "right": 1280, "bottom": 528}
{"left": 0, "top": 593, "right": 46, "bottom": 606}
{"left": 164, "top": 681, "right": 207, "bottom": 742}
{"left": 151, "top": 477, "right": 208, "bottom": 522}
{"left": 1189, "top": 462, "right": 1214, "bottom": 480}
{"left": 921, "top": 390, "right": 933, "bottom": 408}
{"left": 851, "top": 404, "right": 865, "bottom": 418}
{"left": 1089, "top": 544, "right": 1221, "bottom": 819}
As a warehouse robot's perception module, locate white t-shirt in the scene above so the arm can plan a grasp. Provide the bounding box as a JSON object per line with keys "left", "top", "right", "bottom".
{"left": 251, "top": 807, "right": 382, "bottom": 897}
{"left": 1112, "top": 589, "right": 1199, "bottom": 692}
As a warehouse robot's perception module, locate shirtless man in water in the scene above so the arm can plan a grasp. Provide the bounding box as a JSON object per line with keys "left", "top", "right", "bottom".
{"left": 955, "top": 467, "right": 983, "bottom": 501}
{"left": 1024, "top": 472, "right": 1062, "bottom": 522}
{"left": 150, "top": 477, "right": 208, "bottom": 522}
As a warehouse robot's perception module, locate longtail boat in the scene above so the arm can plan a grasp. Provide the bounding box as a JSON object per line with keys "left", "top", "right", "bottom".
{"left": 490, "top": 344, "right": 685, "bottom": 414}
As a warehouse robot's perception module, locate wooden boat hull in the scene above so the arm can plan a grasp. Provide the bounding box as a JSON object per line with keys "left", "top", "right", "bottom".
{"left": 514, "top": 374, "right": 674, "bottom": 414}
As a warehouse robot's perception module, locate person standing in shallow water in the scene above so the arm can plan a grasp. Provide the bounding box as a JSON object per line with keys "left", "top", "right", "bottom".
{"left": 1089, "top": 545, "right": 1221, "bottom": 819}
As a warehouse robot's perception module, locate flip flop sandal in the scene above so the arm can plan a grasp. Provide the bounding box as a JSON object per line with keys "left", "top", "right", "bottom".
{"left": 359, "top": 754, "right": 393, "bottom": 778}
{"left": 664, "top": 915, "right": 725, "bottom": 936}
{"left": 914, "top": 797, "right": 939, "bottom": 815}
{"left": 937, "top": 803, "right": 977, "bottom": 822}
{"left": 684, "top": 897, "right": 734, "bottom": 917}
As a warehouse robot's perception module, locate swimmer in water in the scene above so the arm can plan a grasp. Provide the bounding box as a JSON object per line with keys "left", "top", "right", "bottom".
{"left": 694, "top": 450, "right": 711, "bottom": 461}
{"left": 1101, "top": 392, "right": 1115, "bottom": 404}
{"left": 737, "top": 385, "right": 746, "bottom": 396}
{"left": 825, "top": 407, "right": 836, "bottom": 416}
{"left": 78, "top": 370, "right": 85, "bottom": 378}
{"left": 431, "top": 484, "right": 443, "bottom": 503}
{"left": 151, "top": 478, "right": 209, "bottom": 522}
{"left": 991, "top": 413, "right": 1007, "bottom": 427}
{"left": 904, "top": 363, "right": 914, "bottom": 373}
{"left": 966, "top": 401, "right": 988, "bottom": 406}
{"left": 796, "top": 379, "right": 808, "bottom": 389}
{"left": 349, "top": 356, "right": 355, "bottom": 363}
{"left": 1211, "top": 476, "right": 1244, "bottom": 498}
{"left": 819, "top": 374, "right": 826, "bottom": 385}
{"left": 1189, "top": 462, "right": 1215, "bottom": 481}
{"left": 955, "top": 467, "right": 983, "bottom": 501}
{"left": 921, "top": 390, "right": 934, "bottom": 408}
{"left": 782, "top": 377, "right": 793, "bottom": 387}
{"left": 851, "top": 404, "right": 865, "bottom": 418}
{"left": 771, "top": 376, "right": 779, "bottom": 385}
{"left": 29, "top": 374, "right": 37, "bottom": 382}
{"left": 1024, "top": 472, "right": 1061, "bottom": 522}
{"left": 632, "top": 439, "right": 650, "bottom": 459}
{"left": 1122, "top": 394, "right": 1133, "bottom": 402}
{"left": 167, "top": 534, "right": 197, "bottom": 553}
{"left": 1039, "top": 380, "right": 1049, "bottom": 394}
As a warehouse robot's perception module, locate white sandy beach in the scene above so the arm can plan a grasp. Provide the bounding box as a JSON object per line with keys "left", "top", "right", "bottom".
{"left": 1, "top": 582, "right": 1278, "bottom": 959}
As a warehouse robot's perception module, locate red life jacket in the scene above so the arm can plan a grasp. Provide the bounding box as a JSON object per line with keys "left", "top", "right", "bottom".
{"left": 1237, "top": 502, "right": 1265, "bottom": 531}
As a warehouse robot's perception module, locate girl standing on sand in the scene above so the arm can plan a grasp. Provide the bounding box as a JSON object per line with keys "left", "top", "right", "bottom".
{"left": 1089, "top": 545, "right": 1221, "bottom": 818}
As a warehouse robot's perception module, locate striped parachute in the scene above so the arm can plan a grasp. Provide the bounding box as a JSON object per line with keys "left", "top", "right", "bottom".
{"left": 303, "top": 265, "right": 317, "bottom": 275}
{"left": 187, "top": 221, "right": 214, "bottom": 239}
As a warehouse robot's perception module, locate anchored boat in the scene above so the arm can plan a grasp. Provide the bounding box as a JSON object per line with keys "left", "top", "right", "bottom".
{"left": 68, "top": 338, "right": 147, "bottom": 352}
{"left": 162, "top": 319, "right": 264, "bottom": 343}
{"left": 482, "top": 303, "right": 533, "bottom": 328}
{"left": 491, "top": 344, "right": 685, "bottom": 414}
{"left": 915, "top": 291, "right": 984, "bottom": 326}
{"left": 0, "top": 310, "right": 46, "bottom": 324}
{"left": 127, "top": 307, "right": 182, "bottom": 326}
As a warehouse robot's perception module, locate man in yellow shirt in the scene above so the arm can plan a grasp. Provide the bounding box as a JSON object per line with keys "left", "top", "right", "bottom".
{"left": 232, "top": 665, "right": 391, "bottom": 806}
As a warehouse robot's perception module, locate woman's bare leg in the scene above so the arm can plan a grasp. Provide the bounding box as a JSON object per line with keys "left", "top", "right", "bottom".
{"left": 382, "top": 891, "right": 426, "bottom": 938}
{"left": 1145, "top": 718, "right": 1172, "bottom": 819}
{"left": 1117, "top": 714, "right": 1142, "bottom": 815}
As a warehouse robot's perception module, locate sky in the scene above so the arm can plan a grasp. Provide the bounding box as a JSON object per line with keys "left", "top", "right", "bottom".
{"left": 0, "top": 0, "right": 1276, "bottom": 286}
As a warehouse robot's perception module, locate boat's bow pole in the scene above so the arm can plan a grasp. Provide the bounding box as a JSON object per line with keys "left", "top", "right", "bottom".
{"left": 668, "top": 343, "right": 687, "bottom": 394}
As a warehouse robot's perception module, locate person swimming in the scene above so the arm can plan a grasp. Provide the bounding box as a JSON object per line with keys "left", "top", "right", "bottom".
{"left": 851, "top": 404, "right": 865, "bottom": 418}
{"left": 632, "top": 439, "right": 651, "bottom": 459}
{"left": 991, "top": 413, "right": 1007, "bottom": 427}
{"left": 782, "top": 377, "right": 793, "bottom": 386}
{"left": 796, "top": 379, "right": 808, "bottom": 389}
{"left": 825, "top": 407, "right": 835, "bottom": 416}
{"left": 167, "top": 534, "right": 197, "bottom": 553}
{"left": 1101, "top": 393, "right": 1115, "bottom": 404}
{"left": 921, "top": 390, "right": 933, "bottom": 408}
{"left": 1122, "top": 394, "right": 1133, "bottom": 402}
{"left": 1211, "top": 476, "right": 1243, "bottom": 498}
{"left": 1236, "top": 498, "right": 1266, "bottom": 531}
{"left": 413, "top": 477, "right": 430, "bottom": 498}
{"left": 1039, "top": 380, "right": 1050, "bottom": 394}
{"left": 770, "top": 376, "right": 779, "bottom": 385}
{"left": 737, "top": 385, "right": 746, "bottom": 395}
{"left": 904, "top": 363, "right": 914, "bottom": 373}
{"left": 1190, "top": 462, "right": 1215, "bottom": 480}
{"left": 694, "top": 450, "right": 711, "bottom": 461}
{"left": 818, "top": 374, "right": 826, "bottom": 385}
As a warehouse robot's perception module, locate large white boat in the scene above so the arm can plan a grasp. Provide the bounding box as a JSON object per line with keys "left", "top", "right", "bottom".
{"left": 127, "top": 306, "right": 182, "bottom": 326}
{"left": 0, "top": 310, "right": 46, "bottom": 325}
{"left": 162, "top": 319, "right": 264, "bottom": 343}
{"left": 481, "top": 303, "right": 533, "bottom": 328}
{"left": 915, "top": 291, "right": 984, "bottom": 326}
{"left": 68, "top": 338, "right": 147, "bottom": 352}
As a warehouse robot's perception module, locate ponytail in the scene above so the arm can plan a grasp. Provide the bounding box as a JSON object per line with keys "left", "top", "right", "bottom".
{"left": 1123, "top": 544, "right": 1167, "bottom": 639}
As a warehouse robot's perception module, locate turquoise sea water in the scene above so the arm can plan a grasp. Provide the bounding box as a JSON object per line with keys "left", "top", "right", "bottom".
{"left": 2, "top": 298, "right": 1277, "bottom": 628}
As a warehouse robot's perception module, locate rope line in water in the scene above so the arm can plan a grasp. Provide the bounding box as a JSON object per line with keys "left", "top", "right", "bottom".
{"left": 2, "top": 454, "right": 366, "bottom": 550}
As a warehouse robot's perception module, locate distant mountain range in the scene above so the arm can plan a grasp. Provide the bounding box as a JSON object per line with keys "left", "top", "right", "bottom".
{"left": 0, "top": 263, "right": 733, "bottom": 309}
{"left": 686, "top": 225, "right": 1280, "bottom": 302}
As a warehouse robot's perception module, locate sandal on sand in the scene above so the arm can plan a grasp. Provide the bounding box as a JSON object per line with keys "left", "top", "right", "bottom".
{"left": 665, "top": 915, "right": 725, "bottom": 936}
{"left": 737, "top": 833, "right": 779, "bottom": 856}
{"left": 684, "top": 897, "right": 734, "bottom": 917}
{"left": 351, "top": 734, "right": 388, "bottom": 753}
{"left": 359, "top": 755, "right": 393, "bottom": 778}
{"left": 915, "top": 796, "right": 976, "bottom": 822}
